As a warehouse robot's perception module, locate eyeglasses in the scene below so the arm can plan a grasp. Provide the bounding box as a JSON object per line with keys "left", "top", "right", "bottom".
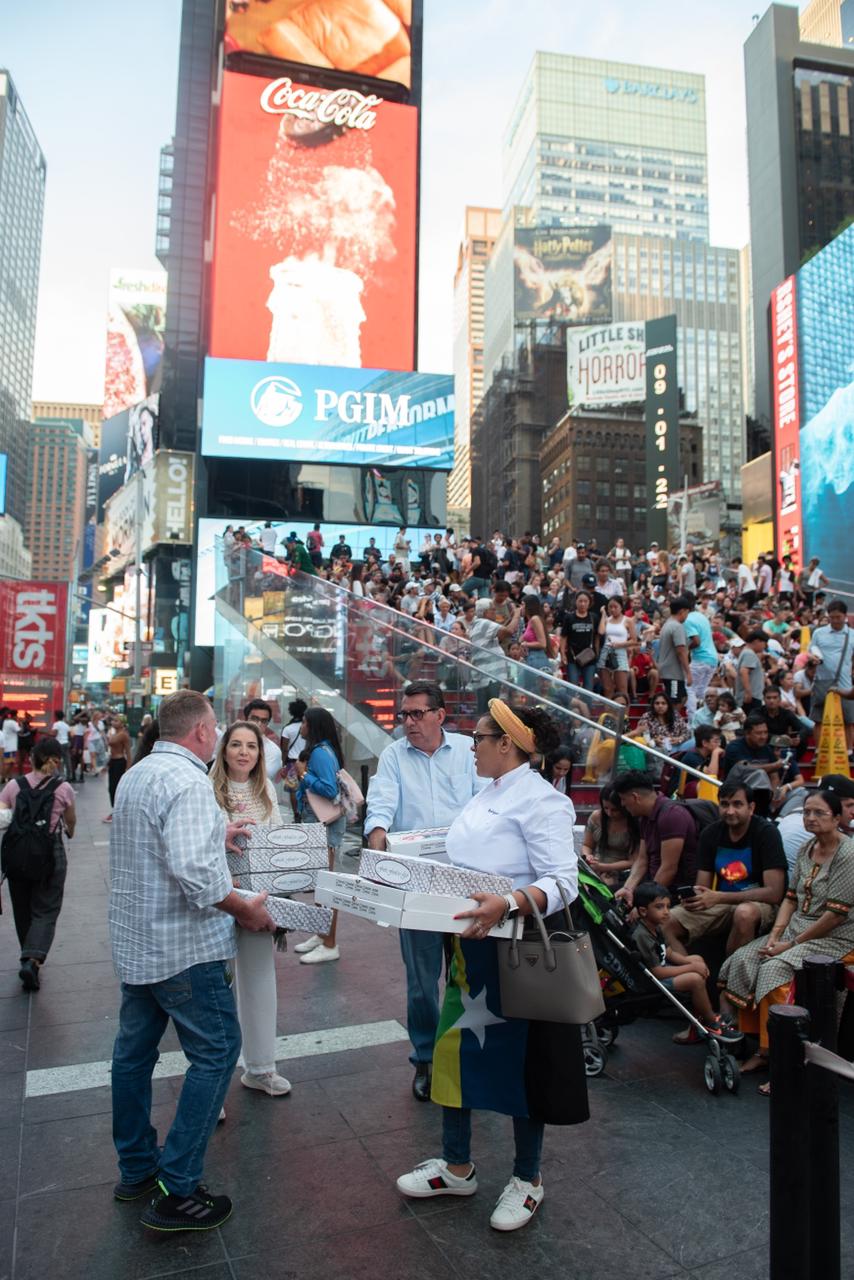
{"left": 471, "top": 732, "right": 504, "bottom": 746}
{"left": 396, "top": 708, "right": 439, "bottom": 722}
{"left": 247, "top": 715, "right": 271, "bottom": 726}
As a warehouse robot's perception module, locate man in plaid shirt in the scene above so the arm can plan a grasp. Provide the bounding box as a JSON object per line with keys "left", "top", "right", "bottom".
{"left": 109, "top": 690, "right": 274, "bottom": 1233}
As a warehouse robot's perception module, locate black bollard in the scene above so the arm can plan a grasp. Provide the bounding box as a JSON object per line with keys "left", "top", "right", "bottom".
{"left": 796, "top": 957, "right": 841, "bottom": 1280}
{"left": 769, "top": 1004, "right": 810, "bottom": 1280}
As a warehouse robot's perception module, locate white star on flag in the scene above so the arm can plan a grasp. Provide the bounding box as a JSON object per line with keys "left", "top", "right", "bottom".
{"left": 453, "top": 986, "right": 505, "bottom": 1049}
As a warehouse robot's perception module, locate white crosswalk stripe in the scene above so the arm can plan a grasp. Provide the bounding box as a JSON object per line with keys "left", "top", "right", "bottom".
{"left": 25, "top": 1018, "right": 408, "bottom": 1098}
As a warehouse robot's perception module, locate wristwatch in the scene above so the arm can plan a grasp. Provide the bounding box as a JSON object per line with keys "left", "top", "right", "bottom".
{"left": 500, "top": 892, "right": 521, "bottom": 925}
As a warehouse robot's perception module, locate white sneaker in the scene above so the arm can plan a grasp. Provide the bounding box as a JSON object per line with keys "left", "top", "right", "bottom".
{"left": 293, "top": 934, "right": 322, "bottom": 954}
{"left": 489, "top": 1176, "right": 544, "bottom": 1231}
{"left": 241, "top": 1070, "right": 292, "bottom": 1096}
{"left": 396, "top": 1158, "right": 478, "bottom": 1199}
{"left": 218, "top": 1107, "right": 226, "bottom": 1123}
{"left": 299, "top": 944, "right": 340, "bottom": 964}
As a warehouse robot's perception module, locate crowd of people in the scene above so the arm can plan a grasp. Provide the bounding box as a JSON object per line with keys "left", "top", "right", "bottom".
{"left": 2, "top": 522, "right": 853, "bottom": 1240}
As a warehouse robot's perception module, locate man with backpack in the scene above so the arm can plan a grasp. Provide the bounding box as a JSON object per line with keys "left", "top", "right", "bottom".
{"left": 0, "top": 737, "right": 76, "bottom": 992}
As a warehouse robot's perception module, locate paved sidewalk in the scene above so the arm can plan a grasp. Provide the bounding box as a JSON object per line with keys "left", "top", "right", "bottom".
{"left": 1, "top": 776, "right": 851, "bottom": 1280}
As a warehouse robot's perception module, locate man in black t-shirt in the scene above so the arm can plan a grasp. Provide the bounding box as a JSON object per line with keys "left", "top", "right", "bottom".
{"left": 665, "top": 778, "right": 787, "bottom": 958}
{"left": 759, "top": 685, "right": 808, "bottom": 756}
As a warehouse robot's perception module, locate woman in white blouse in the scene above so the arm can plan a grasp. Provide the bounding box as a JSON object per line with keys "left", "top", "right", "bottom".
{"left": 396, "top": 699, "right": 588, "bottom": 1233}
{"left": 210, "top": 722, "right": 291, "bottom": 1098}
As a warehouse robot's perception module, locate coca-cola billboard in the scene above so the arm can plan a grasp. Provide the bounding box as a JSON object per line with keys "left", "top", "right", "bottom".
{"left": 0, "top": 581, "right": 68, "bottom": 681}
{"left": 208, "top": 69, "right": 417, "bottom": 372}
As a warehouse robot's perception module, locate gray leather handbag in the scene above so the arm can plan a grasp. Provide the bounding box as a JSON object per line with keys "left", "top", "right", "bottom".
{"left": 497, "top": 884, "right": 605, "bottom": 1025}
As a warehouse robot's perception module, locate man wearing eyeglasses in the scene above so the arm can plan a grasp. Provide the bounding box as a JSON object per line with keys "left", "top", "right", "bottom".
{"left": 365, "top": 680, "right": 483, "bottom": 1101}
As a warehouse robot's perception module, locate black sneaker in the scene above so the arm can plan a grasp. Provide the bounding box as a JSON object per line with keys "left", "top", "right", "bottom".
{"left": 19, "top": 960, "right": 39, "bottom": 992}
{"left": 113, "top": 1171, "right": 160, "bottom": 1201}
{"left": 140, "top": 1181, "right": 232, "bottom": 1232}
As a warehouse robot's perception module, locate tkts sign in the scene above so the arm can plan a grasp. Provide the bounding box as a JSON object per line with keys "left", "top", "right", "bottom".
{"left": 0, "top": 581, "right": 68, "bottom": 679}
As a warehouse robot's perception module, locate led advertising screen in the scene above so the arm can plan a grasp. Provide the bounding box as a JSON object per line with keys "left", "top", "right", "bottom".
{"left": 514, "top": 226, "right": 611, "bottom": 326}
{"left": 0, "top": 581, "right": 68, "bottom": 682}
{"left": 194, "top": 516, "right": 438, "bottom": 645}
{"left": 104, "top": 269, "right": 167, "bottom": 422}
{"left": 770, "top": 275, "right": 802, "bottom": 568}
{"left": 796, "top": 224, "right": 854, "bottom": 584}
{"left": 0, "top": 452, "right": 6, "bottom": 516}
{"left": 209, "top": 69, "right": 417, "bottom": 372}
{"left": 644, "top": 315, "right": 679, "bottom": 548}
{"left": 224, "top": 0, "right": 416, "bottom": 93}
{"left": 202, "top": 358, "right": 453, "bottom": 468}
{"left": 567, "top": 322, "right": 645, "bottom": 409}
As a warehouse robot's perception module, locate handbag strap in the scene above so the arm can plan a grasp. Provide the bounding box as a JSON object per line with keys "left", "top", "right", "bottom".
{"left": 830, "top": 629, "right": 851, "bottom": 687}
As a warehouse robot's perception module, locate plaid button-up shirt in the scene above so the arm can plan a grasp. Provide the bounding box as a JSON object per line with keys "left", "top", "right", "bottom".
{"left": 109, "top": 740, "right": 235, "bottom": 985}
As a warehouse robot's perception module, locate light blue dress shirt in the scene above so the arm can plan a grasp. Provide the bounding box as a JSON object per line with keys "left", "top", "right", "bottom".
{"left": 364, "top": 729, "right": 484, "bottom": 837}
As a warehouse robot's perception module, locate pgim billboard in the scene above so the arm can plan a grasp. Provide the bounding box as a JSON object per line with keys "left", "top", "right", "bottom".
{"left": 224, "top": 0, "right": 419, "bottom": 95}
{"left": 514, "top": 226, "right": 612, "bottom": 326}
{"left": 209, "top": 69, "right": 418, "bottom": 372}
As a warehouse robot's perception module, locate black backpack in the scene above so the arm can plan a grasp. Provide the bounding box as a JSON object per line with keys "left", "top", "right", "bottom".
{"left": 675, "top": 797, "right": 720, "bottom": 835}
{"left": 1, "top": 776, "right": 62, "bottom": 883}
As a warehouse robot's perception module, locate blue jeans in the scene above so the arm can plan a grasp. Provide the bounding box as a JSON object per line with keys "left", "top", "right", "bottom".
{"left": 461, "top": 576, "right": 489, "bottom": 597}
{"left": 399, "top": 929, "right": 444, "bottom": 1065}
{"left": 525, "top": 650, "right": 552, "bottom": 671}
{"left": 111, "top": 960, "right": 242, "bottom": 1195}
{"left": 567, "top": 660, "right": 596, "bottom": 692}
{"left": 442, "top": 1106, "right": 545, "bottom": 1182}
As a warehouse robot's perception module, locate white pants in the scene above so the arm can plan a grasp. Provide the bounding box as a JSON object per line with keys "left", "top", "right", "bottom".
{"left": 234, "top": 926, "right": 278, "bottom": 1075}
{"left": 687, "top": 662, "right": 716, "bottom": 718}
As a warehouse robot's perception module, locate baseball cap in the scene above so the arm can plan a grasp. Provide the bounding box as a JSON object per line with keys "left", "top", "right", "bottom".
{"left": 405, "top": 581, "right": 419, "bottom": 590}
{"left": 819, "top": 774, "right": 854, "bottom": 799}
{"left": 449, "top": 583, "right": 463, "bottom": 593}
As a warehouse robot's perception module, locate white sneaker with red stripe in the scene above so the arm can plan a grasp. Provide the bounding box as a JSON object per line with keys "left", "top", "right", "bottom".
{"left": 396, "top": 1158, "right": 478, "bottom": 1198}
{"left": 489, "top": 1176, "right": 544, "bottom": 1231}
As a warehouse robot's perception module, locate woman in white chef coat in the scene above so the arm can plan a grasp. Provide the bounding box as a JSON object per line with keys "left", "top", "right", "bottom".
{"left": 396, "top": 698, "right": 589, "bottom": 1234}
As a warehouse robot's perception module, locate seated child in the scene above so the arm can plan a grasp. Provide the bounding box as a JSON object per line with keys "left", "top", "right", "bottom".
{"left": 631, "top": 882, "right": 739, "bottom": 1045}
{"left": 713, "top": 692, "right": 745, "bottom": 743}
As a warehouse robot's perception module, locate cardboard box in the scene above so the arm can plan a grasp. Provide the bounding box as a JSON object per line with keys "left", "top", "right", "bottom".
{"left": 385, "top": 827, "right": 450, "bottom": 859}
{"left": 400, "top": 892, "right": 517, "bottom": 938}
{"left": 314, "top": 873, "right": 403, "bottom": 927}
{"left": 227, "top": 823, "right": 328, "bottom": 894}
{"left": 358, "top": 848, "right": 513, "bottom": 897}
{"left": 235, "top": 889, "right": 332, "bottom": 935}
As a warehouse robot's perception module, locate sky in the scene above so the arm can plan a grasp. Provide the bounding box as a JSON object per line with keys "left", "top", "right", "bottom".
{"left": 2, "top": 0, "right": 801, "bottom": 405}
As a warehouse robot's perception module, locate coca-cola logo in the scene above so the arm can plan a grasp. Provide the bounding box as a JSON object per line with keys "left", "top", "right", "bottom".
{"left": 259, "top": 77, "right": 381, "bottom": 131}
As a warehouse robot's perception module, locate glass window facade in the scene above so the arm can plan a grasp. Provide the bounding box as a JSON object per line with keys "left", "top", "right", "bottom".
{"left": 795, "top": 64, "right": 854, "bottom": 259}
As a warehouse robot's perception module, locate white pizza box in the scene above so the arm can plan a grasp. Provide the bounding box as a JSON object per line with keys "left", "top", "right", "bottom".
{"left": 400, "top": 893, "right": 516, "bottom": 939}
{"left": 234, "top": 889, "right": 332, "bottom": 935}
{"left": 385, "top": 827, "right": 450, "bottom": 858}
{"left": 314, "top": 882, "right": 403, "bottom": 928}
{"left": 358, "top": 848, "right": 513, "bottom": 897}
{"left": 227, "top": 823, "right": 328, "bottom": 894}
{"left": 315, "top": 870, "right": 404, "bottom": 908}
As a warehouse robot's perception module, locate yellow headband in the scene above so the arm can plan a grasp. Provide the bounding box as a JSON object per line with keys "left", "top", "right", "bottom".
{"left": 488, "top": 698, "right": 537, "bottom": 756}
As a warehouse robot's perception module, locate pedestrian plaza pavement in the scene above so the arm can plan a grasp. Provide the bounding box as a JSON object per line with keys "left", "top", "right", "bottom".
{"left": 2, "top": 778, "right": 853, "bottom": 1280}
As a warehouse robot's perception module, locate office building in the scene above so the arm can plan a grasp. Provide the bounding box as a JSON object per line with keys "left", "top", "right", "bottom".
{"left": 0, "top": 515, "right": 31, "bottom": 579}
{"left": 611, "top": 233, "right": 745, "bottom": 497}
{"left": 448, "top": 207, "right": 501, "bottom": 526}
{"left": 503, "top": 52, "right": 708, "bottom": 238}
{"left": 540, "top": 407, "right": 703, "bottom": 549}
{"left": 0, "top": 71, "right": 46, "bottom": 527}
{"left": 800, "top": 0, "right": 854, "bottom": 47}
{"left": 25, "top": 418, "right": 87, "bottom": 580}
{"left": 32, "top": 401, "right": 102, "bottom": 446}
{"left": 744, "top": 3, "right": 854, "bottom": 422}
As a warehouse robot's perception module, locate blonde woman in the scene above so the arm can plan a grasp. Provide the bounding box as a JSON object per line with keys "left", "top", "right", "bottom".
{"left": 211, "top": 721, "right": 291, "bottom": 1097}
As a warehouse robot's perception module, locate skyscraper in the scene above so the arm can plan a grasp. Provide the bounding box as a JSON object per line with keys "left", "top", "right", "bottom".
{"left": 800, "top": 0, "right": 854, "bottom": 47}
{"left": 0, "top": 71, "right": 46, "bottom": 527}
{"left": 744, "top": 3, "right": 854, "bottom": 423}
{"left": 502, "top": 52, "right": 708, "bottom": 239}
{"left": 25, "top": 418, "right": 88, "bottom": 580}
{"left": 448, "top": 207, "right": 501, "bottom": 524}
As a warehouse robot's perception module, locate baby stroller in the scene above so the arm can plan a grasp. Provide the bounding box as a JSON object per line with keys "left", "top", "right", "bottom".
{"left": 573, "top": 864, "right": 744, "bottom": 1096}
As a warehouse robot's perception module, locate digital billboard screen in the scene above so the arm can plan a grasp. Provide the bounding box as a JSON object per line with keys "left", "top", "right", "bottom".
{"left": 224, "top": 0, "right": 416, "bottom": 93}
{"left": 644, "top": 315, "right": 679, "bottom": 548}
{"left": 770, "top": 275, "right": 802, "bottom": 568}
{"left": 514, "top": 226, "right": 611, "bottom": 326}
{"left": 194, "top": 516, "right": 438, "bottom": 646}
{"left": 567, "top": 322, "right": 645, "bottom": 409}
{"left": 209, "top": 69, "right": 417, "bottom": 372}
{"left": 104, "top": 269, "right": 167, "bottom": 422}
{"left": 0, "top": 452, "right": 6, "bottom": 516}
{"left": 202, "top": 358, "right": 453, "bottom": 468}
{"left": 796, "top": 223, "right": 854, "bottom": 584}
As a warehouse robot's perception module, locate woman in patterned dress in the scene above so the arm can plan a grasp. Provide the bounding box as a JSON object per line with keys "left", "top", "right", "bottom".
{"left": 718, "top": 789, "right": 854, "bottom": 1087}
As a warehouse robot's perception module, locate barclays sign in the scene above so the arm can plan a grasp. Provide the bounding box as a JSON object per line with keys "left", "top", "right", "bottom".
{"left": 603, "top": 77, "right": 698, "bottom": 104}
